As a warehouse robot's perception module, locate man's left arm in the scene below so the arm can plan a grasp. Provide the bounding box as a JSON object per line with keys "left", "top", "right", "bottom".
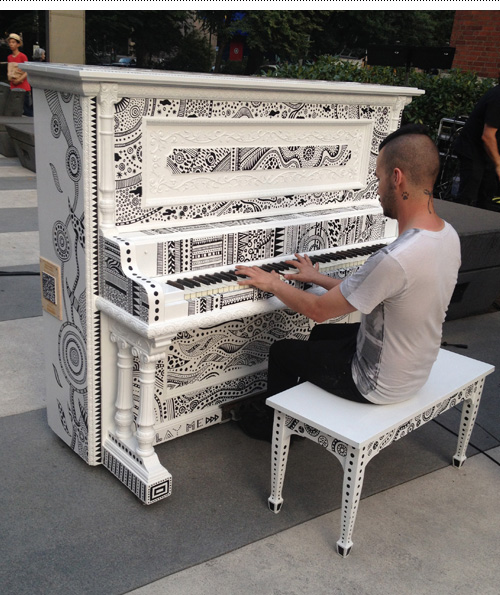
{"left": 481, "top": 124, "right": 500, "bottom": 181}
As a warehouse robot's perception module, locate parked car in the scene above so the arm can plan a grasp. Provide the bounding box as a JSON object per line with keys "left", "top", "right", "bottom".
{"left": 112, "top": 57, "right": 137, "bottom": 67}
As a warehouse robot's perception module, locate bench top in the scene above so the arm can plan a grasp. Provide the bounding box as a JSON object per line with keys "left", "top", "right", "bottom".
{"left": 266, "top": 349, "right": 494, "bottom": 448}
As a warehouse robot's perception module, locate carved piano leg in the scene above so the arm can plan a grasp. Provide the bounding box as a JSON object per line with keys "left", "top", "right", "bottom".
{"left": 111, "top": 334, "right": 134, "bottom": 440}
{"left": 135, "top": 350, "right": 161, "bottom": 457}
{"left": 103, "top": 325, "right": 172, "bottom": 504}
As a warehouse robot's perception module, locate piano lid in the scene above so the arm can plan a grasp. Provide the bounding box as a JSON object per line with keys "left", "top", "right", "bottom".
{"left": 22, "top": 62, "right": 424, "bottom": 101}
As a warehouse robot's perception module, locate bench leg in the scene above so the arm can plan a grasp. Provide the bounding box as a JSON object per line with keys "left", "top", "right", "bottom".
{"left": 268, "top": 410, "right": 291, "bottom": 514}
{"left": 453, "top": 379, "right": 485, "bottom": 467}
{"left": 337, "top": 445, "right": 367, "bottom": 557}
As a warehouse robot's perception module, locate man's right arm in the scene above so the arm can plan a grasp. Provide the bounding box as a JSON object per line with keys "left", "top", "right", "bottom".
{"left": 481, "top": 124, "right": 500, "bottom": 180}
{"left": 282, "top": 253, "right": 342, "bottom": 290}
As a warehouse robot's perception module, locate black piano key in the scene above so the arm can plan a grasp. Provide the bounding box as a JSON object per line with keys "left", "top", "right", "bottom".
{"left": 311, "top": 254, "right": 331, "bottom": 263}
{"left": 203, "top": 274, "right": 222, "bottom": 283}
{"left": 177, "top": 277, "right": 199, "bottom": 289}
{"left": 210, "top": 273, "right": 228, "bottom": 282}
{"left": 193, "top": 275, "right": 217, "bottom": 286}
{"left": 167, "top": 279, "right": 186, "bottom": 290}
{"left": 232, "top": 269, "right": 248, "bottom": 277}
{"left": 272, "top": 263, "right": 291, "bottom": 272}
{"left": 218, "top": 272, "right": 235, "bottom": 281}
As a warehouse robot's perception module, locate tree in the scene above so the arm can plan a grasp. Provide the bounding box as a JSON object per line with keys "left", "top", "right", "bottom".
{"left": 197, "top": 10, "right": 241, "bottom": 73}
{"left": 311, "top": 10, "right": 455, "bottom": 57}
{"left": 237, "top": 10, "right": 326, "bottom": 74}
{"left": 198, "top": 10, "right": 327, "bottom": 74}
{"left": 85, "top": 10, "right": 194, "bottom": 67}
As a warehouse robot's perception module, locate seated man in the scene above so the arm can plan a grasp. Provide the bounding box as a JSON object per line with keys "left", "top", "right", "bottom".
{"left": 236, "top": 124, "right": 461, "bottom": 439}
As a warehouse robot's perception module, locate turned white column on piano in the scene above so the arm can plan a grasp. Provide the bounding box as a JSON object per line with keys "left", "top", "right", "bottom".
{"left": 24, "top": 63, "right": 423, "bottom": 503}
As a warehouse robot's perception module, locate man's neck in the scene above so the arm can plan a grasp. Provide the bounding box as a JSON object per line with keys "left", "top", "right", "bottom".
{"left": 11, "top": 49, "right": 20, "bottom": 57}
{"left": 398, "top": 210, "right": 444, "bottom": 235}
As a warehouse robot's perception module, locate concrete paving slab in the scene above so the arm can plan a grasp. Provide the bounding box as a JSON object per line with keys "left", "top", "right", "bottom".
{"left": 0, "top": 316, "right": 45, "bottom": 416}
{"left": 128, "top": 453, "right": 500, "bottom": 595}
{"left": 488, "top": 446, "right": 500, "bottom": 464}
{"left": 0, "top": 156, "right": 20, "bottom": 166}
{"left": 0, "top": 163, "right": 36, "bottom": 177}
{"left": 0, "top": 207, "right": 38, "bottom": 232}
{"left": 0, "top": 230, "right": 39, "bottom": 266}
{"left": 441, "top": 313, "right": 500, "bottom": 444}
{"left": 0, "top": 188, "right": 38, "bottom": 209}
{"left": 0, "top": 176, "right": 37, "bottom": 190}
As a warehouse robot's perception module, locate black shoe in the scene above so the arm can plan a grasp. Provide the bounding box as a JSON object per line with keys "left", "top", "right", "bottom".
{"left": 237, "top": 401, "right": 273, "bottom": 442}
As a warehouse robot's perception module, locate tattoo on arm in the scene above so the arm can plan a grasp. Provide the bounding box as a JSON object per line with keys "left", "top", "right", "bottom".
{"left": 424, "top": 189, "right": 433, "bottom": 213}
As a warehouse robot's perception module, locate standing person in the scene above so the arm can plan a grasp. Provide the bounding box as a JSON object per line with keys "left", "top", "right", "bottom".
{"left": 235, "top": 124, "right": 461, "bottom": 440}
{"left": 7, "top": 33, "right": 32, "bottom": 117}
{"left": 454, "top": 82, "right": 500, "bottom": 210}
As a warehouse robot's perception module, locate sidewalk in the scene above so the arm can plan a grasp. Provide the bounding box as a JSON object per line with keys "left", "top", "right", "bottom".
{"left": 1, "top": 154, "right": 499, "bottom": 595}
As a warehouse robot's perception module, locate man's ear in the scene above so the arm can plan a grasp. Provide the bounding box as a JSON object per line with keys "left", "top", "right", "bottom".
{"left": 393, "top": 167, "right": 403, "bottom": 186}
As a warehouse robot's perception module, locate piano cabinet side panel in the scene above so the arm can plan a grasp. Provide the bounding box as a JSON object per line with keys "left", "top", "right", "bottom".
{"left": 34, "top": 88, "right": 101, "bottom": 465}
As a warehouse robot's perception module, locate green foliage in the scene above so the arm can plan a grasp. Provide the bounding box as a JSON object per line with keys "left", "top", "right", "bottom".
{"left": 403, "top": 69, "right": 494, "bottom": 134}
{"left": 237, "top": 11, "right": 324, "bottom": 62}
{"left": 161, "top": 30, "right": 213, "bottom": 73}
{"left": 198, "top": 9, "right": 326, "bottom": 74}
{"left": 270, "top": 56, "right": 496, "bottom": 138}
{"left": 85, "top": 10, "right": 192, "bottom": 67}
{"left": 311, "top": 10, "right": 455, "bottom": 56}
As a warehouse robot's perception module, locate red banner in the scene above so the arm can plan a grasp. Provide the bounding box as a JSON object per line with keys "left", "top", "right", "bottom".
{"left": 229, "top": 41, "right": 243, "bottom": 61}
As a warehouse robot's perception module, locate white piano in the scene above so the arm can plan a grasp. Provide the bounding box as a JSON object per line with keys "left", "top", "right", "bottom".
{"left": 24, "top": 63, "right": 423, "bottom": 503}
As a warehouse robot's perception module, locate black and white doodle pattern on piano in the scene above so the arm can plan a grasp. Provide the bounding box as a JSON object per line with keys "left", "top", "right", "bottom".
{"left": 42, "top": 90, "right": 92, "bottom": 461}
{"left": 102, "top": 211, "right": 385, "bottom": 323}
{"left": 166, "top": 145, "right": 351, "bottom": 175}
{"left": 130, "top": 310, "right": 311, "bottom": 432}
{"left": 113, "top": 97, "right": 393, "bottom": 226}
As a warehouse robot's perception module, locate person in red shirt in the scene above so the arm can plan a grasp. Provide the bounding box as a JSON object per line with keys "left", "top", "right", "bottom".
{"left": 7, "top": 33, "right": 32, "bottom": 116}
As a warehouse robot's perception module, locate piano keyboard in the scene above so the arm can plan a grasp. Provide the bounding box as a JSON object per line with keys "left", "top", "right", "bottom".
{"left": 164, "top": 243, "right": 386, "bottom": 301}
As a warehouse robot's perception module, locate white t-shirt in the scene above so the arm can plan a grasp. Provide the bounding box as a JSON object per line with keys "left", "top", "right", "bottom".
{"left": 340, "top": 222, "right": 461, "bottom": 404}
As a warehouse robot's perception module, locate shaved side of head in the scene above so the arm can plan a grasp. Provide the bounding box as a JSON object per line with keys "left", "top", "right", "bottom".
{"left": 379, "top": 124, "right": 440, "bottom": 189}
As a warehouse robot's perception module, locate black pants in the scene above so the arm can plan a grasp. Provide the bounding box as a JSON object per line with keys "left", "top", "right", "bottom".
{"left": 456, "top": 154, "right": 498, "bottom": 209}
{"left": 267, "top": 322, "right": 370, "bottom": 403}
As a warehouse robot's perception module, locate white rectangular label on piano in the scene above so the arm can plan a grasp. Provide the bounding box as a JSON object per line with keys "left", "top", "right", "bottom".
{"left": 142, "top": 118, "right": 373, "bottom": 207}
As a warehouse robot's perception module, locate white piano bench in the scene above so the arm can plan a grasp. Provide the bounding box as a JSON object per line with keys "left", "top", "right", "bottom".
{"left": 266, "top": 348, "right": 494, "bottom": 558}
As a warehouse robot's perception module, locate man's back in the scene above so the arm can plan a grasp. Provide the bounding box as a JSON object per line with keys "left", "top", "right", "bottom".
{"left": 341, "top": 222, "right": 461, "bottom": 404}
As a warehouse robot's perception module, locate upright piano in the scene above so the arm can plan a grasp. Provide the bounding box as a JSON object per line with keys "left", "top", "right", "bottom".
{"left": 24, "top": 63, "right": 423, "bottom": 503}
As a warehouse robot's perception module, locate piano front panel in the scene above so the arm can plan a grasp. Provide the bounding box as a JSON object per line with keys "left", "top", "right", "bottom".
{"left": 113, "top": 97, "right": 392, "bottom": 229}
{"left": 134, "top": 309, "right": 357, "bottom": 445}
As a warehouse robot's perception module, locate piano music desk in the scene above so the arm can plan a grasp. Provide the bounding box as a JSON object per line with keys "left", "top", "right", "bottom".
{"left": 266, "top": 348, "right": 494, "bottom": 557}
